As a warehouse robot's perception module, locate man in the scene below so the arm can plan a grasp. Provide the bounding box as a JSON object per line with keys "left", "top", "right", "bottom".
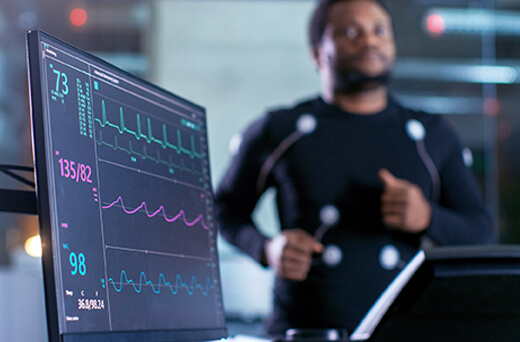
{"left": 214, "top": 0, "right": 495, "bottom": 336}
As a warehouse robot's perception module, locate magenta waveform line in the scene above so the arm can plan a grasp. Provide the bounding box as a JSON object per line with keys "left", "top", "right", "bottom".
{"left": 102, "top": 196, "right": 208, "bottom": 230}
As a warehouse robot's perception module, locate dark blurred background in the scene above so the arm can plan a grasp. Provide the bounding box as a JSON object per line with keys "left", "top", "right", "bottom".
{"left": 1, "top": 0, "right": 520, "bottom": 340}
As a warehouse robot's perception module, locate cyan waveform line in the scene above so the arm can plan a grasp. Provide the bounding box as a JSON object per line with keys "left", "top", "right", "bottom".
{"left": 102, "top": 196, "right": 209, "bottom": 230}
{"left": 96, "top": 100, "right": 203, "bottom": 159}
{"left": 108, "top": 270, "right": 214, "bottom": 296}
{"left": 96, "top": 131, "right": 202, "bottom": 176}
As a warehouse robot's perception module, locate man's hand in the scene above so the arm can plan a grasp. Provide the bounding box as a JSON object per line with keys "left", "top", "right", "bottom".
{"left": 264, "top": 229, "right": 324, "bottom": 281}
{"left": 379, "top": 168, "right": 432, "bottom": 233}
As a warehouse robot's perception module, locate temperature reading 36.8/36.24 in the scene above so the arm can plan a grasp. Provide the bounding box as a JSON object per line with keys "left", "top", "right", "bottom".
{"left": 58, "top": 157, "right": 93, "bottom": 183}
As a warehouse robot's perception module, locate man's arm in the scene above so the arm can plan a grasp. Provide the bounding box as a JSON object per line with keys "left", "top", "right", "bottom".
{"left": 215, "top": 114, "right": 323, "bottom": 281}
{"left": 426, "top": 146, "right": 496, "bottom": 245}
{"left": 214, "top": 117, "right": 272, "bottom": 263}
{"left": 378, "top": 113, "right": 496, "bottom": 245}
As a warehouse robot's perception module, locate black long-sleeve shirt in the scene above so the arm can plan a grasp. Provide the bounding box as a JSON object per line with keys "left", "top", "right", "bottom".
{"left": 215, "top": 96, "right": 495, "bottom": 334}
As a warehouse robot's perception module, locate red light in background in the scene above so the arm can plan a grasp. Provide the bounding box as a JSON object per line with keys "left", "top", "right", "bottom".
{"left": 426, "top": 14, "right": 445, "bottom": 36}
{"left": 484, "top": 98, "right": 500, "bottom": 116}
{"left": 70, "top": 8, "right": 87, "bottom": 27}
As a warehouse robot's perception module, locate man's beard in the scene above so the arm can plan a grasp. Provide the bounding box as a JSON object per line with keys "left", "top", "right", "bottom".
{"left": 333, "top": 69, "right": 392, "bottom": 95}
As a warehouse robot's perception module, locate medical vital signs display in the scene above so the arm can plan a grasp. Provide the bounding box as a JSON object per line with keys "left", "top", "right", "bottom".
{"left": 26, "top": 30, "right": 226, "bottom": 342}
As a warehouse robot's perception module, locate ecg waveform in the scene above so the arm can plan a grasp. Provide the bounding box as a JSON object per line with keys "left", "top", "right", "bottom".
{"left": 107, "top": 270, "right": 214, "bottom": 296}
{"left": 96, "top": 131, "right": 202, "bottom": 175}
{"left": 96, "top": 100, "right": 202, "bottom": 159}
{"left": 102, "top": 196, "right": 209, "bottom": 230}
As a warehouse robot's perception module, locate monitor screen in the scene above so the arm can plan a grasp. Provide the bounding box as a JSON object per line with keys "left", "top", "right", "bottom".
{"left": 26, "top": 30, "right": 227, "bottom": 342}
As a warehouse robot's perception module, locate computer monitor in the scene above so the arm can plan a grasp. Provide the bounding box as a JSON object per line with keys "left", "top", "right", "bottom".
{"left": 26, "top": 30, "right": 227, "bottom": 342}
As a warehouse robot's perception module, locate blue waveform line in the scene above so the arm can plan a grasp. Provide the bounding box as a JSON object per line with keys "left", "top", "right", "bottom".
{"left": 107, "top": 270, "right": 214, "bottom": 296}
